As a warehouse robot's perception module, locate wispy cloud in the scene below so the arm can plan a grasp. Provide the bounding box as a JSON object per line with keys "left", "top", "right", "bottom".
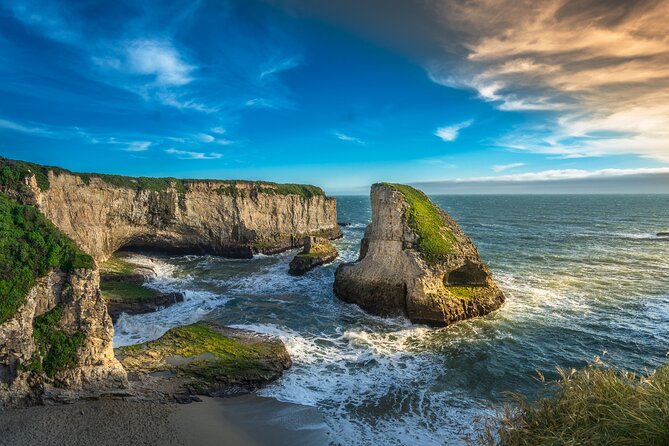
{"left": 259, "top": 57, "right": 300, "bottom": 81}
{"left": 0, "top": 118, "right": 51, "bottom": 136}
{"left": 125, "top": 39, "right": 194, "bottom": 86}
{"left": 334, "top": 132, "right": 365, "bottom": 144}
{"left": 492, "top": 162, "right": 525, "bottom": 172}
{"left": 165, "top": 148, "right": 223, "bottom": 160}
{"left": 445, "top": 167, "right": 669, "bottom": 183}
{"left": 123, "top": 141, "right": 151, "bottom": 152}
{"left": 435, "top": 120, "right": 472, "bottom": 142}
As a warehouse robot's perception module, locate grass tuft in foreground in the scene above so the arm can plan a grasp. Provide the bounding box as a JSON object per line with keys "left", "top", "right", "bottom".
{"left": 477, "top": 364, "right": 669, "bottom": 446}
{"left": 0, "top": 193, "right": 94, "bottom": 324}
{"left": 381, "top": 183, "right": 456, "bottom": 264}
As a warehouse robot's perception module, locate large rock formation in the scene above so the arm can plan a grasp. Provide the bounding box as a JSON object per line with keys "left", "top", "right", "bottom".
{"left": 2, "top": 157, "right": 341, "bottom": 263}
{"left": 334, "top": 183, "right": 504, "bottom": 326}
{"left": 0, "top": 269, "right": 127, "bottom": 406}
{"left": 0, "top": 157, "right": 337, "bottom": 406}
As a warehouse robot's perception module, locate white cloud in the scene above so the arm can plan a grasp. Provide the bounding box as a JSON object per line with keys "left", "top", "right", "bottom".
{"left": 197, "top": 133, "right": 215, "bottom": 143}
{"left": 123, "top": 141, "right": 151, "bottom": 152}
{"left": 211, "top": 127, "right": 226, "bottom": 135}
{"left": 434, "top": 120, "right": 472, "bottom": 142}
{"left": 165, "top": 148, "right": 222, "bottom": 160}
{"left": 245, "top": 98, "right": 279, "bottom": 109}
{"left": 492, "top": 162, "right": 525, "bottom": 172}
{"left": 334, "top": 132, "right": 365, "bottom": 144}
{"left": 126, "top": 40, "right": 194, "bottom": 86}
{"left": 259, "top": 57, "right": 300, "bottom": 81}
{"left": 451, "top": 167, "right": 669, "bottom": 183}
{"left": 0, "top": 118, "right": 51, "bottom": 136}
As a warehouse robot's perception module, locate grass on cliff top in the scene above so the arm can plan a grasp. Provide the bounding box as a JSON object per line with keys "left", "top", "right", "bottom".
{"left": 0, "top": 156, "right": 325, "bottom": 198}
{"left": 26, "top": 304, "right": 86, "bottom": 378}
{"left": 117, "top": 322, "right": 281, "bottom": 378}
{"left": 380, "top": 183, "right": 456, "bottom": 263}
{"left": 0, "top": 193, "right": 94, "bottom": 324}
{"left": 477, "top": 364, "right": 669, "bottom": 446}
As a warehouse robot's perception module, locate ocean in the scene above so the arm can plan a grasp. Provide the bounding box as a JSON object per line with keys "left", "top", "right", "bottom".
{"left": 113, "top": 194, "right": 669, "bottom": 445}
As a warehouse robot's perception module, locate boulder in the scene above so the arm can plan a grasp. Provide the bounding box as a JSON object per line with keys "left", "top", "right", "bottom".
{"left": 334, "top": 183, "right": 504, "bottom": 326}
{"left": 115, "top": 322, "right": 291, "bottom": 400}
{"left": 288, "top": 236, "right": 338, "bottom": 276}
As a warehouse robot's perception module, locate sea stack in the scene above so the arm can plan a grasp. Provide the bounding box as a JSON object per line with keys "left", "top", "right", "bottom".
{"left": 334, "top": 183, "right": 504, "bottom": 326}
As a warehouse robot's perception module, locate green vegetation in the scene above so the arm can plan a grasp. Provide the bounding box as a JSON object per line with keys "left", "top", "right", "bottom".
{"left": 0, "top": 156, "right": 325, "bottom": 198}
{"left": 0, "top": 193, "right": 94, "bottom": 324}
{"left": 381, "top": 183, "right": 456, "bottom": 263}
{"left": 117, "top": 322, "right": 283, "bottom": 380}
{"left": 445, "top": 285, "right": 481, "bottom": 300}
{"left": 27, "top": 305, "right": 85, "bottom": 378}
{"left": 478, "top": 365, "right": 669, "bottom": 446}
{"left": 100, "top": 281, "right": 161, "bottom": 303}
{"left": 99, "top": 254, "right": 135, "bottom": 278}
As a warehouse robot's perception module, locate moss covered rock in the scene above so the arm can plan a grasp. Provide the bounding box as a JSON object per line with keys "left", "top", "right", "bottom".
{"left": 334, "top": 183, "right": 504, "bottom": 326}
{"left": 99, "top": 254, "right": 183, "bottom": 322}
{"left": 116, "top": 322, "right": 291, "bottom": 398}
{"left": 288, "top": 236, "right": 338, "bottom": 276}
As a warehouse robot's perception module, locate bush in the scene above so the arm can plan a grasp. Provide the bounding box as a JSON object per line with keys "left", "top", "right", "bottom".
{"left": 0, "top": 193, "right": 94, "bottom": 323}
{"left": 477, "top": 364, "right": 669, "bottom": 446}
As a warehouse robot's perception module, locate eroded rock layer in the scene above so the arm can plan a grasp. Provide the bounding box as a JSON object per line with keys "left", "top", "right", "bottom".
{"left": 334, "top": 183, "right": 504, "bottom": 326}
{"left": 2, "top": 158, "right": 340, "bottom": 263}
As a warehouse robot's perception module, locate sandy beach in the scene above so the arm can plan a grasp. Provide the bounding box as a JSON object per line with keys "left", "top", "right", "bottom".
{"left": 0, "top": 395, "right": 330, "bottom": 446}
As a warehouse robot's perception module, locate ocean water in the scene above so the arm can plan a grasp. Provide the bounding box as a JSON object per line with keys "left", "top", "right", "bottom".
{"left": 114, "top": 195, "right": 669, "bottom": 445}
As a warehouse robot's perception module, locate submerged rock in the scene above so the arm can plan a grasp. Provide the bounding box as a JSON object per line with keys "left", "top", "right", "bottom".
{"left": 288, "top": 236, "right": 338, "bottom": 276}
{"left": 657, "top": 232, "right": 669, "bottom": 237}
{"left": 115, "top": 322, "right": 291, "bottom": 400}
{"left": 334, "top": 183, "right": 504, "bottom": 326}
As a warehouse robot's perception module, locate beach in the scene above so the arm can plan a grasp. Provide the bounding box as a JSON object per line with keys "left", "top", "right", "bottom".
{"left": 0, "top": 395, "right": 329, "bottom": 446}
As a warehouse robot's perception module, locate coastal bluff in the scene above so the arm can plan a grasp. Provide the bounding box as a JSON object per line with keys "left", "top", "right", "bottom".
{"left": 334, "top": 183, "right": 504, "bottom": 326}
{"left": 0, "top": 157, "right": 339, "bottom": 406}
{"left": 1, "top": 157, "right": 341, "bottom": 263}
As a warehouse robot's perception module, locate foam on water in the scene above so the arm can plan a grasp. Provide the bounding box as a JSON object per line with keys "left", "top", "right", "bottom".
{"left": 109, "top": 195, "right": 669, "bottom": 445}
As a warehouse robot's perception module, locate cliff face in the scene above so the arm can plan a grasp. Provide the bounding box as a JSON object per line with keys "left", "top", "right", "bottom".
{"left": 17, "top": 169, "right": 340, "bottom": 262}
{"left": 334, "top": 183, "right": 504, "bottom": 326}
{"left": 0, "top": 269, "right": 127, "bottom": 406}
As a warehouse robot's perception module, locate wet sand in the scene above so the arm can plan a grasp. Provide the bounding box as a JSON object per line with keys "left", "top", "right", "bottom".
{"left": 0, "top": 394, "right": 330, "bottom": 446}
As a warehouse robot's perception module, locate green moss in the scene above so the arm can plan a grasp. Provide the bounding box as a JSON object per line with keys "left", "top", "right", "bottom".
{"left": 118, "top": 322, "right": 281, "bottom": 379}
{"left": 445, "top": 286, "right": 481, "bottom": 300}
{"left": 100, "top": 281, "right": 161, "bottom": 303}
{"left": 0, "top": 193, "right": 94, "bottom": 324}
{"left": 381, "top": 183, "right": 456, "bottom": 264}
{"left": 99, "top": 254, "right": 136, "bottom": 278}
{"left": 480, "top": 364, "right": 669, "bottom": 446}
{"left": 27, "top": 305, "right": 85, "bottom": 378}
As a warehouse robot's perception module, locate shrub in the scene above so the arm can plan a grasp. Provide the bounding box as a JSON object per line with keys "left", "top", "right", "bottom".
{"left": 477, "top": 364, "right": 669, "bottom": 446}
{"left": 0, "top": 193, "right": 94, "bottom": 323}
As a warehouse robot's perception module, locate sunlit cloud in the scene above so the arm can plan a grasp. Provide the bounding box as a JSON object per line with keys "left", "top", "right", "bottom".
{"left": 434, "top": 120, "right": 472, "bottom": 142}
{"left": 449, "top": 167, "right": 669, "bottom": 183}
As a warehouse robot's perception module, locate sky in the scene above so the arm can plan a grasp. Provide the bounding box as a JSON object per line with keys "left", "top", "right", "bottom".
{"left": 0, "top": 0, "right": 668, "bottom": 194}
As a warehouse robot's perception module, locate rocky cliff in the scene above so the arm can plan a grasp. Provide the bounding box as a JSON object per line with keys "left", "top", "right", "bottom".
{"left": 1, "top": 157, "right": 341, "bottom": 262}
{"left": 0, "top": 268, "right": 127, "bottom": 406}
{"left": 0, "top": 157, "right": 337, "bottom": 405}
{"left": 334, "top": 183, "right": 504, "bottom": 326}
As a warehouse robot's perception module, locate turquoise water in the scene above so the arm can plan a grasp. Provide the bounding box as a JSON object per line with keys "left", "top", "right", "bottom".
{"left": 114, "top": 195, "right": 669, "bottom": 445}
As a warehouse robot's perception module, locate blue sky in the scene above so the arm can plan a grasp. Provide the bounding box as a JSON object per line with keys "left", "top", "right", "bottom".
{"left": 1, "top": 0, "right": 668, "bottom": 194}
